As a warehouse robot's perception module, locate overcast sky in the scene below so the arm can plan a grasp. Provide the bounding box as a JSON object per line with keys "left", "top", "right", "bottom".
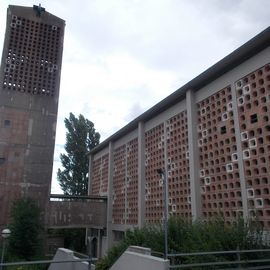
{"left": 0, "top": 0, "right": 269, "bottom": 193}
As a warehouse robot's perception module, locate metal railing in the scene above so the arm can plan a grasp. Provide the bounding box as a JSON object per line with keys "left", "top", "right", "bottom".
{"left": 168, "top": 249, "right": 270, "bottom": 269}
{"left": 0, "top": 257, "right": 98, "bottom": 270}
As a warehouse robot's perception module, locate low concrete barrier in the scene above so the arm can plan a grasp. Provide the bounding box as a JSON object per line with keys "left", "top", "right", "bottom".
{"left": 48, "top": 248, "right": 94, "bottom": 270}
{"left": 110, "top": 246, "right": 169, "bottom": 270}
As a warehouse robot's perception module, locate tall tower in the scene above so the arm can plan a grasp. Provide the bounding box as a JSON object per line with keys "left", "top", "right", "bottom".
{"left": 0, "top": 5, "right": 65, "bottom": 227}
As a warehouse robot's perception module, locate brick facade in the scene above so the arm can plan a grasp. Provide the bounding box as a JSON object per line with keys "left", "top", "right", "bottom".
{"left": 88, "top": 28, "right": 270, "bottom": 250}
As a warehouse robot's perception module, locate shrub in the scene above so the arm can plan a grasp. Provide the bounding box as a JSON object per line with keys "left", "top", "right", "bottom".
{"left": 7, "top": 198, "right": 44, "bottom": 260}
{"left": 95, "top": 216, "right": 266, "bottom": 270}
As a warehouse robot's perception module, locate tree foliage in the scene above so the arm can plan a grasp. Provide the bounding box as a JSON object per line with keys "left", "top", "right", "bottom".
{"left": 96, "top": 217, "right": 266, "bottom": 270}
{"left": 57, "top": 113, "right": 100, "bottom": 195}
{"left": 48, "top": 228, "right": 86, "bottom": 253}
{"left": 8, "top": 198, "right": 44, "bottom": 260}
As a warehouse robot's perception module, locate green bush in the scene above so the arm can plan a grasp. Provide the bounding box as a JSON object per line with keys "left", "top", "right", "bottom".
{"left": 167, "top": 216, "right": 265, "bottom": 265}
{"left": 46, "top": 227, "right": 87, "bottom": 253}
{"left": 95, "top": 217, "right": 267, "bottom": 270}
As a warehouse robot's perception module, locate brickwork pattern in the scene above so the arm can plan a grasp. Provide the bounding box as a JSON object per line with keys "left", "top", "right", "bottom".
{"left": 166, "top": 111, "right": 191, "bottom": 219}
{"left": 2, "top": 14, "right": 61, "bottom": 96}
{"left": 197, "top": 86, "right": 242, "bottom": 222}
{"left": 0, "top": 107, "right": 34, "bottom": 224}
{"left": 91, "top": 154, "right": 109, "bottom": 195}
{"left": 145, "top": 123, "right": 165, "bottom": 223}
{"left": 112, "top": 145, "right": 126, "bottom": 224}
{"left": 111, "top": 139, "right": 138, "bottom": 225}
{"left": 126, "top": 138, "right": 138, "bottom": 224}
{"left": 236, "top": 63, "right": 270, "bottom": 227}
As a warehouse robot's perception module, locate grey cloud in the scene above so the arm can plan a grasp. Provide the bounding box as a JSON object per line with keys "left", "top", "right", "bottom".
{"left": 124, "top": 102, "right": 144, "bottom": 122}
{"left": 52, "top": 0, "right": 270, "bottom": 77}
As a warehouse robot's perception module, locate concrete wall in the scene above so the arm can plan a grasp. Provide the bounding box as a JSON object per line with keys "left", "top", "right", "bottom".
{"left": 46, "top": 200, "right": 107, "bottom": 228}
{"left": 48, "top": 248, "right": 94, "bottom": 270}
{"left": 110, "top": 246, "right": 169, "bottom": 270}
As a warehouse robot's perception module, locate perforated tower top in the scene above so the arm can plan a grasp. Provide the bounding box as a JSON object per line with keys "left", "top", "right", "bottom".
{"left": 0, "top": 5, "right": 65, "bottom": 97}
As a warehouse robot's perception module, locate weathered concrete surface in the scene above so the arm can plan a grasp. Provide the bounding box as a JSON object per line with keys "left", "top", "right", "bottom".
{"left": 0, "top": 5, "right": 65, "bottom": 227}
{"left": 46, "top": 200, "right": 107, "bottom": 228}
{"left": 110, "top": 246, "right": 169, "bottom": 270}
{"left": 48, "top": 248, "right": 95, "bottom": 270}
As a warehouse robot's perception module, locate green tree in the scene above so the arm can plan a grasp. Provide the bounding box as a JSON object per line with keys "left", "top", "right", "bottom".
{"left": 57, "top": 113, "right": 100, "bottom": 195}
{"left": 8, "top": 198, "right": 43, "bottom": 260}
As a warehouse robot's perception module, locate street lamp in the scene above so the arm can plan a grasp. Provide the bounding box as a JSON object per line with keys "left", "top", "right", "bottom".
{"left": 1, "top": 228, "right": 11, "bottom": 270}
{"left": 157, "top": 169, "right": 168, "bottom": 260}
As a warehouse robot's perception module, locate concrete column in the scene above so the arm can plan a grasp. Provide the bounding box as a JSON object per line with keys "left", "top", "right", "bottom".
{"left": 138, "top": 121, "right": 145, "bottom": 228}
{"left": 231, "top": 83, "right": 249, "bottom": 220}
{"left": 88, "top": 154, "right": 93, "bottom": 195}
{"left": 186, "top": 89, "right": 202, "bottom": 220}
{"left": 106, "top": 141, "right": 114, "bottom": 250}
{"left": 97, "top": 229, "right": 101, "bottom": 258}
{"left": 124, "top": 145, "right": 128, "bottom": 225}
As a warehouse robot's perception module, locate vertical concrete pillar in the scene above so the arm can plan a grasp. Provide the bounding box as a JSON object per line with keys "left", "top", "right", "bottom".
{"left": 231, "top": 83, "right": 248, "bottom": 220}
{"left": 124, "top": 145, "right": 128, "bottom": 225}
{"left": 106, "top": 141, "right": 114, "bottom": 250}
{"left": 88, "top": 154, "right": 93, "bottom": 195}
{"left": 138, "top": 122, "right": 145, "bottom": 228}
{"left": 186, "top": 89, "right": 202, "bottom": 220}
{"left": 97, "top": 229, "right": 101, "bottom": 258}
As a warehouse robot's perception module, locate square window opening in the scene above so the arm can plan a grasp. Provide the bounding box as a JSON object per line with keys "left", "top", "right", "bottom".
{"left": 250, "top": 114, "right": 258, "bottom": 124}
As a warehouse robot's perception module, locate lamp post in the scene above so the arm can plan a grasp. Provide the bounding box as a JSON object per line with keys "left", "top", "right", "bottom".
{"left": 1, "top": 228, "right": 11, "bottom": 270}
{"left": 157, "top": 169, "right": 168, "bottom": 260}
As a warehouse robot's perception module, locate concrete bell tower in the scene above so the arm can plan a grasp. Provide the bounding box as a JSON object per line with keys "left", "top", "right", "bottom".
{"left": 0, "top": 5, "right": 65, "bottom": 228}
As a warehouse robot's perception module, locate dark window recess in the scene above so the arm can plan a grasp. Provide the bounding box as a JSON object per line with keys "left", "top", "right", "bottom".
{"left": 220, "top": 126, "right": 227, "bottom": 134}
{"left": 0, "top": 158, "right": 6, "bottom": 165}
{"left": 4, "top": 120, "right": 11, "bottom": 127}
{"left": 250, "top": 114, "right": 258, "bottom": 124}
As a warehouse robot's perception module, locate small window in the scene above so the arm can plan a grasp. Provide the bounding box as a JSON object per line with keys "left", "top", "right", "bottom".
{"left": 250, "top": 114, "right": 258, "bottom": 124}
{"left": 0, "top": 158, "right": 6, "bottom": 165}
{"left": 220, "top": 126, "right": 227, "bottom": 134}
{"left": 4, "top": 120, "right": 11, "bottom": 127}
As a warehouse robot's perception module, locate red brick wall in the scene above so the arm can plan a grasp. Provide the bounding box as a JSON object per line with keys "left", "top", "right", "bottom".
{"left": 197, "top": 86, "right": 242, "bottom": 223}
{"left": 166, "top": 111, "right": 191, "bottom": 220}
{"left": 91, "top": 154, "right": 109, "bottom": 195}
{"left": 145, "top": 123, "right": 165, "bottom": 223}
{"left": 112, "top": 138, "right": 138, "bottom": 225}
{"left": 236, "top": 63, "right": 270, "bottom": 228}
